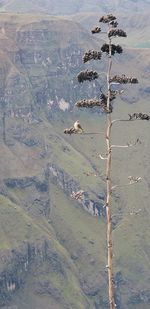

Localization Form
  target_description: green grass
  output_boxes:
[1,99,150,307]
[0,194,44,249]
[0,194,90,308]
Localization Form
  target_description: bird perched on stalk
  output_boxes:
[73,120,84,133]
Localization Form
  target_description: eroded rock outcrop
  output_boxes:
[4,176,51,218]
[48,163,105,216]
[0,240,48,306]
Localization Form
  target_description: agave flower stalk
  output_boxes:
[105,29,116,309]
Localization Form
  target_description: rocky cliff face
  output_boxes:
[3,176,51,218]
[0,15,102,122]
[0,241,47,306]
[48,163,105,216]
[0,238,92,309]
[0,13,148,123]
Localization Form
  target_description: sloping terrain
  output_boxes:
[69,12,150,48]
[1,0,149,48]
[0,12,149,309]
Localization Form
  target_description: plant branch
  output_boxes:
[112,181,141,190]
[111,116,148,126]
[99,154,108,160]
[111,118,131,125]
[112,176,142,190]
[111,140,138,149]
[82,132,105,135]
[111,144,132,149]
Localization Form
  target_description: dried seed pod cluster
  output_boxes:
[77,70,99,83]
[100,93,107,104]
[109,20,118,28]
[75,96,113,113]
[128,113,150,120]
[101,93,116,104]
[101,94,113,113]
[83,50,102,63]
[108,29,127,38]
[64,127,76,134]
[99,14,116,23]
[71,190,85,200]
[75,98,103,108]
[100,92,116,103]
[101,43,123,55]
[128,176,142,184]
[91,27,101,34]
[109,91,117,101]
[110,75,138,84]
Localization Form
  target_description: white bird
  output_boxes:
[73,120,84,133]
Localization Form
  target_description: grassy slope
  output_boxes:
[0,193,91,309]
[1,101,150,308]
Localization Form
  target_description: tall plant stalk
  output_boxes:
[105,36,115,308]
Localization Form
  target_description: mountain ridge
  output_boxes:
[0,0,150,15]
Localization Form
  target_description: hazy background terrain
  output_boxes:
[0,1,150,309]
[0,0,150,14]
